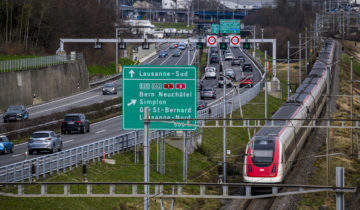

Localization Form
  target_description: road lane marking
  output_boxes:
[12,153,24,157]
[15,142,28,147]
[31,95,99,115]
[95,129,106,134]
[64,139,74,144]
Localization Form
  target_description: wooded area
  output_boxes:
[0,0,116,55]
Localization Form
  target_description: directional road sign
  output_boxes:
[207,35,218,47]
[230,35,241,46]
[220,19,240,34]
[122,66,197,130]
[211,24,220,34]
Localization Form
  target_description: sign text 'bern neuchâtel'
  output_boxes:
[123,66,197,130]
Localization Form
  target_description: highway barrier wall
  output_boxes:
[0,55,89,111]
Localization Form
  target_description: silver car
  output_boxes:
[224,52,233,61]
[204,67,216,79]
[28,131,63,154]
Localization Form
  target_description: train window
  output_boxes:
[254,150,273,158]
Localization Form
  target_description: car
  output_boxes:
[61,113,90,134]
[225,69,236,80]
[102,83,117,95]
[223,49,231,55]
[200,87,216,99]
[210,47,219,54]
[0,136,13,154]
[169,43,178,49]
[224,52,233,61]
[210,54,219,64]
[204,67,216,79]
[28,131,62,154]
[177,42,186,50]
[239,76,253,88]
[158,50,168,58]
[218,76,233,88]
[243,64,253,72]
[237,55,245,63]
[172,49,182,57]
[231,58,241,66]
[3,105,29,122]
[197,101,208,110]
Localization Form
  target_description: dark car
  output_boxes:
[61,113,90,134]
[0,136,14,154]
[3,105,29,122]
[172,49,182,57]
[197,101,208,110]
[200,87,216,100]
[102,83,117,95]
[210,47,219,54]
[231,58,241,66]
[243,64,253,72]
[210,54,219,64]
[158,50,168,58]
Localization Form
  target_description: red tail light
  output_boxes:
[45,138,52,141]
[75,121,82,124]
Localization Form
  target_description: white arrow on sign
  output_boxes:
[127,99,137,106]
[129,70,135,78]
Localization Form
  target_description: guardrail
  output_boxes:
[0,53,83,72]
[0,48,265,183]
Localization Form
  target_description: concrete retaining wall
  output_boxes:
[0,59,89,110]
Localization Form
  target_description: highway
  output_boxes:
[0,43,263,167]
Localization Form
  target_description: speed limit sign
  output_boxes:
[230,35,241,46]
[206,35,218,47]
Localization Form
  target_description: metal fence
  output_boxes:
[0,53,83,72]
[0,48,265,183]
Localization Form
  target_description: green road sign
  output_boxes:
[220,19,240,34]
[211,24,220,33]
[122,66,197,130]
[220,42,228,50]
[243,42,251,49]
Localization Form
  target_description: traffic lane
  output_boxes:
[148,47,178,65]
[0,115,124,166]
[27,84,122,119]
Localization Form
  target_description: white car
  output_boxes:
[204,67,216,79]
[224,52,233,61]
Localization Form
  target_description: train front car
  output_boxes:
[243,103,299,183]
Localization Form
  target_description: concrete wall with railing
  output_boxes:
[0,54,89,110]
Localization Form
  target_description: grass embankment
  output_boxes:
[198,49,208,77]
[87,58,136,77]
[0,54,38,61]
[153,22,195,31]
[0,92,285,209]
[5,97,122,145]
[297,48,360,208]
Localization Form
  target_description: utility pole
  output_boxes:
[351,56,354,155]
[287,41,290,100]
[253,25,256,57]
[223,74,227,183]
[143,107,150,210]
[299,33,302,86]
[326,65,331,194]
[183,131,187,182]
[265,50,268,120]
[305,27,308,75]
[116,28,120,75]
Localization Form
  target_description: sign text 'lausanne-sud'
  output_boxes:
[122,66,197,130]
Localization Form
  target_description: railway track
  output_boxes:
[243,197,276,210]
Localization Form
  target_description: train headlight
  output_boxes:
[248,164,252,173]
[272,165,276,173]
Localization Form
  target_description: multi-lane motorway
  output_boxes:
[0,44,263,167]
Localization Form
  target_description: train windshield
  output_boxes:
[252,139,275,166]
